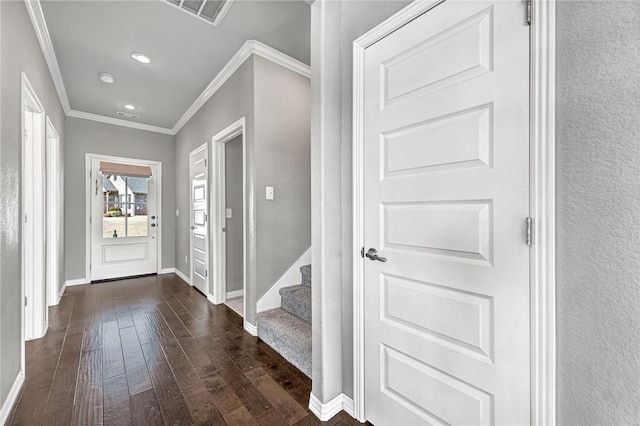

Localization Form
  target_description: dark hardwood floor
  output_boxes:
[8,274,358,425]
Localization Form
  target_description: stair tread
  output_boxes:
[257,308,311,377]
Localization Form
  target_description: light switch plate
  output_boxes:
[266,186,274,200]
[226,208,233,218]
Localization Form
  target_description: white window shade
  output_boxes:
[99,161,152,178]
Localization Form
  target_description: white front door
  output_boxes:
[362,1,530,424]
[91,158,158,280]
[190,145,209,295]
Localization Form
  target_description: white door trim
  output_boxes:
[352,0,556,424]
[211,117,250,330]
[21,72,47,365]
[85,153,163,282]
[45,117,61,306]
[189,142,208,292]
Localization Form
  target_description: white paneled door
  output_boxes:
[190,144,209,295]
[91,158,158,280]
[362,1,530,424]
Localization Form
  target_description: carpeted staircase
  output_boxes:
[257,264,311,377]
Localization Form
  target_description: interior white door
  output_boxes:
[91,158,158,280]
[362,1,530,425]
[23,105,47,340]
[190,145,209,295]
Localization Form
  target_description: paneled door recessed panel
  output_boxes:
[103,243,148,263]
[194,184,205,201]
[194,210,206,226]
[383,201,493,263]
[383,104,493,177]
[382,7,493,106]
[382,345,494,425]
[383,274,493,361]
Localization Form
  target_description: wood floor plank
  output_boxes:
[102,320,126,380]
[186,392,226,425]
[130,389,164,426]
[141,340,194,426]
[41,406,73,426]
[223,406,258,426]
[103,374,134,426]
[120,326,153,395]
[173,367,208,401]
[44,332,83,414]
[257,409,290,426]
[10,274,325,426]
[72,348,103,425]
[195,364,244,416]
[245,368,308,425]
[115,296,135,329]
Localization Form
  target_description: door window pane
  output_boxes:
[101,174,149,238]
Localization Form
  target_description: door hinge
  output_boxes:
[222,227,226,233]
[526,217,533,246]
[205,270,208,277]
[24,214,27,223]
[361,247,365,258]
[205,213,208,222]
[24,296,27,307]
[204,159,207,167]
[526,0,532,25]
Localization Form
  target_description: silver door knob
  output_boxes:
[191,225,196,230]
[366,248,387,262]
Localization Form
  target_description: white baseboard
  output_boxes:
[244,320,257,336]
[159,267,176,274]
[65,278,89,286]
[257,247,311,313]
[57,281,67,303]
[226,289,243,299]
[174,268,191,285]
[0,371,24,424]
[309,393,356,422]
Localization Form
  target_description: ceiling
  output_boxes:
[40,0,311,129]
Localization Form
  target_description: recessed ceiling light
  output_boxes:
[123,104,136,110]
[99,72,115,84]
[131,52,152,64]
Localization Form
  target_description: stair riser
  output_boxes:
[300,265,311,287]
[257,309,312,377]
[281,294,311,324]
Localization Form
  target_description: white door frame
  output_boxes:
[189,142,209,294]
[210,118,248,318]
[352,0,556,424]
[85,153,163,281]
[45,117,61,306]
[21,73,48,350]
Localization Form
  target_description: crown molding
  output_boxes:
[67,110,174,135]
[25,0,311,137]
[170,40,311,134]
[24,0,71,113]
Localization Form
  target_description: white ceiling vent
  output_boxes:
[164,0,234,27]
[116,111,140,120]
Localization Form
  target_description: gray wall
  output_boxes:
[253,55,311,303]
[0,0,66,406]
[225,135,244,293]
[175,55,311,325]
[310,0,410,402]
[64,117,176,280]
[556,2,640,424]
[175,58,257,317]
[338,0,411,398]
